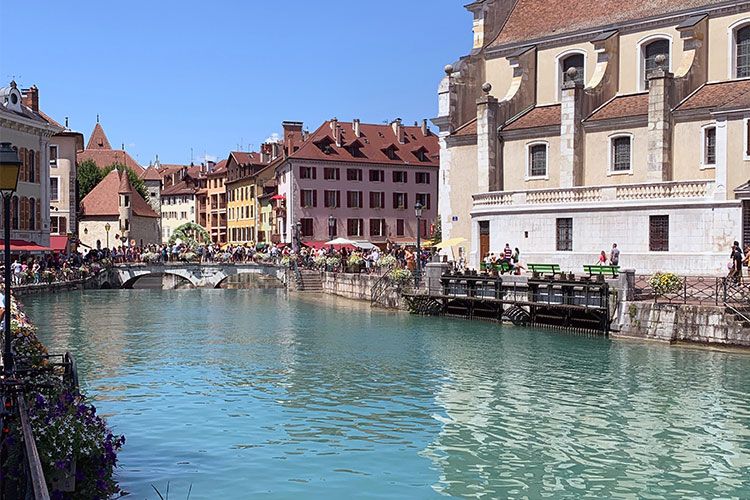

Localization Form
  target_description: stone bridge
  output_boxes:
[105,262,288,289]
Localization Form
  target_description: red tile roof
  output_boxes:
[161,179,200,196]
[503,105,561,131]
[140,165,162,181]
[489,0,727,48]
[587,93,649,121]
[80,170,159,218]
[77,149,144,175]
[453,118,477,136]
[37,109,63,129]
[290,121,439,166]
[86,123,112,150]
[676,79,750,111]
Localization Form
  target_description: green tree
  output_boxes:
[168,222,211,249]
[78,159,106,200]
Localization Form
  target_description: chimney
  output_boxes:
[421,119,429,136]
[353,119,361,137]
[260,143,270,163]
[207,160,215,172]
[21,85,39,112]
[282,121,303,157]
[330,117,338,132]
[334,124,342,147]
[392,118,404,144]
[302,128,309,142]
[271,142,280,159]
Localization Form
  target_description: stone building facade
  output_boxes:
[435,0,750,275]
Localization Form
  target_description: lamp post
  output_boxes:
[328,215,335,252]
[295,220,302,253]
[105,222,111,251]
[0,143,21,376]
[414,202,423,285]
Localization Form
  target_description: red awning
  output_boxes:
[270,195,286,201]
[0,239,52,253]
[50,235,69,253]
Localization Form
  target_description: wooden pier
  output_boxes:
[403,272,613,334]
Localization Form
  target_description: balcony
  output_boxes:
[473,180,716,212]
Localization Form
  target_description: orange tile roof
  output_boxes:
[503,105,561,131]
[587,93,648,121]
[140,165,162,181]
[86,123,112,150]
[78,149,144,175]
[489,0,727,48]
[289,121,439,166]
[676,79,750,111]
[80,170,159,218]
[453,118,477,136]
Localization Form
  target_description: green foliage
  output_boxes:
[78,160,149,201]
[431,216,442,247]
[168,222,211,249]
[648,272,684,296]
[377,255,397,268]
[388,267,412,282]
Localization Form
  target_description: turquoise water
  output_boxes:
[23,289,750,499]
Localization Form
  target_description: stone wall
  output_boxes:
[321,272,404,309]
[613,301,750,347]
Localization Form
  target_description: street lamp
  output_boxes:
[295,220,302,252]
[328,215,335,251]
[0,143,21,376]
[105,222,111,250]
[414,202,423,284]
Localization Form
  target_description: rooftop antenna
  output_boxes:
[190,147,194,164]
[65,117,69,128]
[96,114,99,123]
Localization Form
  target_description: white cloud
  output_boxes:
[265,132,280,143]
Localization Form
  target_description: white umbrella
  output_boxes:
[353,241,377,250]
[325,237,358,246]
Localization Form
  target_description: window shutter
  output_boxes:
[427,194,431,209]
[426,173,430,184]
[358,191,363,208]
[36,201,41,230]
[746,120,750,156]
[312,190,317,207]
[336,169,340,180]
[60,216,66,234]
[36,151,40,183]
[370,219,375,236]
[404,193,408,208]
[336,191,341,208]
[21,198,27,230]
[347,192,352,208]
[393,192,397,209]
[312,167,317,179]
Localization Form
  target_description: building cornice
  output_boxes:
[0,114,58,137]
[499,126,560,142]
[446,134,478,147]
[485,1,750,59]
[283,157,439,170]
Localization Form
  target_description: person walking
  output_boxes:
[730,241,744,282]
[610,243,620,266]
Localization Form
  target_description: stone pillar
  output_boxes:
[426,261,450,295]
[477,83,500,193]
[433,66,458,253]
[559,69,584,188]
[714,115,728,201]
[647,59,674,183]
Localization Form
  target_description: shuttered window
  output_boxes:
[396,219,405,236]
[300,218,313,237]
[347,218,364,237]
[556,218,572,251]
[738,26,750,78]
[324,190,340,208]
[649,215,669,252]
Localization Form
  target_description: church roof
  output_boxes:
[586,93,649,121]
[503,104,561,130]
[86,123,112,150]
[488,0,727,48]
[79,122,144,175]
[675,79,750,112]
[80,169,159,218]
[140,165,162,181]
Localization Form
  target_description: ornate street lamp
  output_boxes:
[105,222,111,250]
[328,215,335,252]
[295,220,302,252]
[0,143,20,376]
[414,202,423,285]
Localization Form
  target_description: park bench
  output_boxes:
[480,260,513,274]
[583,264,619,278]
[527,263,561,276]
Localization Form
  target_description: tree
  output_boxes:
[168,222,211,249]
[78,159,106,200]
[431,216,442,247]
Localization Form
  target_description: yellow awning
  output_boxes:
[435,237,467,249]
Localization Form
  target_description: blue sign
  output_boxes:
[452,216,459,221]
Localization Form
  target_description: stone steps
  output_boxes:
[297,271,323,292]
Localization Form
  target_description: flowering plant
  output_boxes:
[326,256,341,267]
[314,255,327,267]
[347,255,364,266]
[388,268,413,282]
[648,272,684,296]
[43,270,55,284]
[377,255,397,268]
[141,251,160,263]
[280,255,297,267]
[180,252,198,262]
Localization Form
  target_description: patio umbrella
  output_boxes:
[325,237,359,246]
[435,237,467,249]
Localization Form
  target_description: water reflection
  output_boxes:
[23,290,750,499]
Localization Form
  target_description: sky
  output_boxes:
[1,0,471,166]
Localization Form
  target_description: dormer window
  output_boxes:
[412,146,429,162]
[381,144,399,160]
[314,136,335,154]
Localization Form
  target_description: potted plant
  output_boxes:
[347,254,364,273]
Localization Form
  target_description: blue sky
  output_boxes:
[2,1,470,166]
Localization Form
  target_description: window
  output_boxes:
[415,172,430,184]
[396,219,405,236]
[324,190,340,208]
[347,191,363,208]
[703,125,716,166]
[300,218,313,237]
[556,218,572,251]
[124,195,130,207]
[347,168,362,181]
[301,189,317,208]
[370,219,385,237]
[528,143,548,178]
[649,215,669,251]
[369,169,385,182]
[420,219,429,238]
[51,216,59,234]
[393,171,407,183]
[347,218,364,237]
[393,192,407,209]
[642,38,670,89]
[49,145,58,168]
[28,151,35,183]
[562,53,585,86]
[300,166,316,179]
[29,198,35,230]
[610,136,632,173]
[323,167,340,180]
[416,193,430,209]
[369,191,385,209]
[50,177,59,201]
[737,25,750,78]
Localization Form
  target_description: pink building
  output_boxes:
[275,118,439,247]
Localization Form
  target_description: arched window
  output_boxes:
[562,54,585,86]
[737,26,750,78]
[643,39,670,89]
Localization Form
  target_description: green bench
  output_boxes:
[528,263,561,276]
[480,260,513,274]
[583,264,619,278]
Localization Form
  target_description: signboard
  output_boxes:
[452,216,459,222]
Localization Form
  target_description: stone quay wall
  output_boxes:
[321,272,404,309]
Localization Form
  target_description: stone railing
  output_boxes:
[473,180,715,208]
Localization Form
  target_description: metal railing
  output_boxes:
[633,275,721,305]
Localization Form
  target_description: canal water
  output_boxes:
[23,290,750,499]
